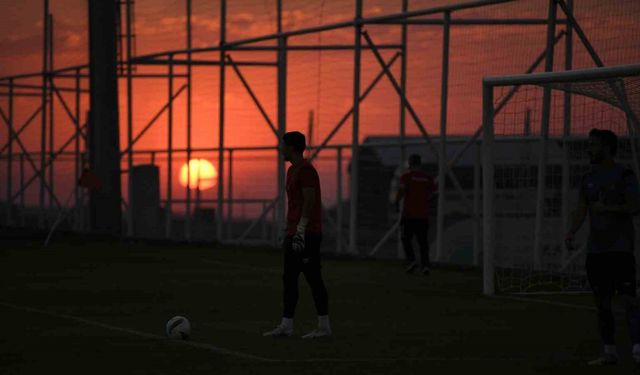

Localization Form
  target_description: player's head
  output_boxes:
[588,128,617,164]
[282,131,306,162]
[408,154,421,168]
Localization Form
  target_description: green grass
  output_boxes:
[0,235,636,374]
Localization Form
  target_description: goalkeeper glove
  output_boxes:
[292,217,308,253]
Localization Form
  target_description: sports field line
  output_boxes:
[0,301,275,363]
[493,295,598,311]
[0,301,525,364]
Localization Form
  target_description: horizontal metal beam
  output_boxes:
[131,59,277,67]
[485,63,640,86]
[0,82,88,93]
[376,18,568,26]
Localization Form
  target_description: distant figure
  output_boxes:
[565,128,640,366]
[263,131,331,339]
[395,154,437,275]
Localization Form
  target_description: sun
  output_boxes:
[179,159,217,190]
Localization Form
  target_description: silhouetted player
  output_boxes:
[264,131,331,339]
[566,129,640,366]
[395,154,437,275]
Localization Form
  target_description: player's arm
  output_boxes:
[565,180,588,250]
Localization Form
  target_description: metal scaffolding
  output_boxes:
[1,0,624,260]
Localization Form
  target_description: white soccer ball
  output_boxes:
[166,316,191,340]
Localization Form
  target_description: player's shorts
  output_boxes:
[586,252,636,297]
[283,233,322,270]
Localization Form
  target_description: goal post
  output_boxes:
[482,63,640,296]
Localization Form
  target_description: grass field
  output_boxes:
[0,233,637,374]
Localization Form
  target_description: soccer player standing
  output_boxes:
[565,129,640,366]
[264,131,331,339]
[395,154,437,275]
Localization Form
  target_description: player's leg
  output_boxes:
[301,233,331,339]
[415,219,430,275]
[401,219,417,273]
[264,235,300,337]
[615,252,640,365]
[587,253,618,365]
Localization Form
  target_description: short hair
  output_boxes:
[408,154,421,167]
[282,131,306,153]
[589,128,618,156]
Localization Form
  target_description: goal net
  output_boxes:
[482,64,640,295]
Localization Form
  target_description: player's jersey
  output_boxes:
[400,169,437,219]
[286,159,322,235]
[580,163,639,254]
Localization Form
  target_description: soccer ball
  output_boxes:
[166,316,191,340]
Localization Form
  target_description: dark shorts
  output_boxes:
[284,233,322,270]
[586,252,636,297]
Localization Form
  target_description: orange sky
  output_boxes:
[1,0,639,213]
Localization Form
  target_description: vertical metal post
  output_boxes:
[126,0,134,236]
[262,201,267,240]
[561,0,573,262]
[482,82,495,296]
[166,54,174,239]
[336,147,343,254]
[39,0,49,228]
[276,0,287,244]
[473,140,481,267]
[48,13,54,213]
[6,79,13,226]
[186,0,193,241]
[436,10,450,262]
[217,0,227,242]
[227,149,233,240]
[349,0,363,255]
[533,0,557,270]
[20,153,25,226]
[74,68,81,230]
[399,0,408,171]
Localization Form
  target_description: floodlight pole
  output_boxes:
[275,0,287,246]
[349,0,363,255]
[336,147,343,254]
[126,0,134,236]
[74,68,81,231]
[436,10,450,263]
[6,79,13,226]
[482,82,495,296]
[227,149,233,240]
[398,0,409,259]
[39,0,49,229]
[166,54,174,239]
[186,0,193,241]
[561,0,573,263]
[217,0,227,242]
[533,0,557,270]
[48,13,55,214]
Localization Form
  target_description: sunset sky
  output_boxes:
[1,0,639,213]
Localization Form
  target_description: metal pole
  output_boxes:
[436,10,450,262]
[74,68,81,231]
[533,0,556,270]
[336,147,343,254]
[399,0,408,174]
[349,0,363,255]
[6,79,13,226]
[39,0,49,228]
[48,13,54,214]
[473,140,481,267]
[561,0,573,263]
[126,0,134,236]
[20,153,25,226]
[186,0,193,242]
[276,0,287,245]
[482,82,495,296]
[217,0,226,242]
[227,149,233,240]
[166,54,174,239]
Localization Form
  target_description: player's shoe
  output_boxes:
[587,353,619,366]
[263,324,293,337]
[421,266,431,275]
[301,328,332,339]
[404,262,417,274]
